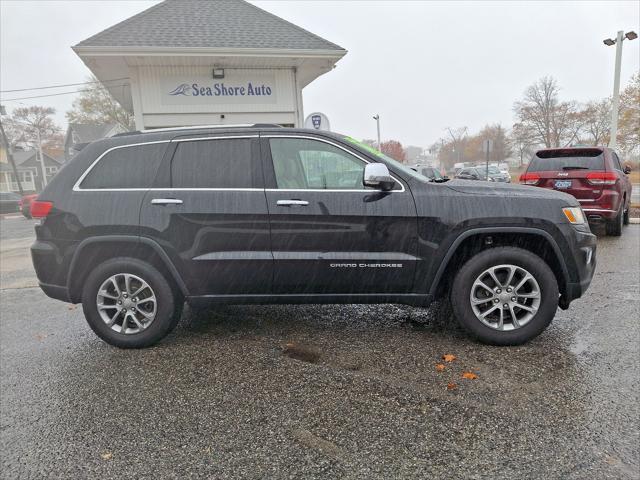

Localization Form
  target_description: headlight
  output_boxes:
[562,207,585,225]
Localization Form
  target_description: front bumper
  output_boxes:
[558,225,597,308]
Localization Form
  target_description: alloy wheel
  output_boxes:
[469,264,541,331]
[96,273,157,334]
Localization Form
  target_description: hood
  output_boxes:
[444,179,578,204]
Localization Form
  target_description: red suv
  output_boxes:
[520,147,632,236]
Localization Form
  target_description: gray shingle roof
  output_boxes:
[69,124,119,144]
[76,0,345,51]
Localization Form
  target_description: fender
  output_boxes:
[428,226,571,296]
[67,235,189,300]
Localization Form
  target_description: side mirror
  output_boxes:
[363,163,396,191]
[623,165,632,174]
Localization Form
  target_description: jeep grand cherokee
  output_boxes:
[30,125,596,348]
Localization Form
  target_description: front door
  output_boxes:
[140,135,272,296]
[262,135,418,295]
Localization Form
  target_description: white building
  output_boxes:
[73,0,347,130]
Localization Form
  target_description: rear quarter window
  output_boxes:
[529,149,604,172]
[80,143,168,189]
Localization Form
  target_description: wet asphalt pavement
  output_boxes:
[1,217,639,479]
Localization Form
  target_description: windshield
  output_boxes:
[529,149,605,172]
[342,136,430,182]
[487,166,501,174]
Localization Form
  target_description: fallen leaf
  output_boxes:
[446,382,457,390]
[442,354,456,363]
[435,363,446,372]
[462,371,478,380]
[100,452,112,460]
[34,333,47,341]
[67,305,77,310]
[282,342,321,364]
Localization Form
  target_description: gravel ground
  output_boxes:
[1,217,639,479]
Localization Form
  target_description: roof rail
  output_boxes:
[147,123,283,133]
[113,123,284,137]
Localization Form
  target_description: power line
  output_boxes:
[1,84,131,102]
[0,77,130,93]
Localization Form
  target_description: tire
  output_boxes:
[81,257,183,348]
[450,247,559,346]
[605,203,623,236]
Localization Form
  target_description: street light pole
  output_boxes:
[373,114,381,150]
[609,30,624,151]
[603,30,637,151]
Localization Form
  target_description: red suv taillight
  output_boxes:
[519,173,540,185]
[30,200,53,218]
[586,171,617,185]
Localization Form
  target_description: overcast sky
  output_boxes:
[1,0,638,147]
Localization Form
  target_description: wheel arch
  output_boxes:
[429,227,571,302]
[67,236,188,303]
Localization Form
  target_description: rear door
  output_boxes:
[262,134,418,295]
[527,149,606,201]
[140,134,272,296]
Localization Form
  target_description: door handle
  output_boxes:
[276,200,309,207]
[151,198,183,205]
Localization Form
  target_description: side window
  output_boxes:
[269,138,367,190]
[612,152,623,171]
[81,143,167,189]
[170,138,255,188]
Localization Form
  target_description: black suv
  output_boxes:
[30,125,596,348]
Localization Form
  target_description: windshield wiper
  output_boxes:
[562,166,589,170]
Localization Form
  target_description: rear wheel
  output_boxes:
[623,201,630,226]
[450,247,559,346]
[82,257,183,348]
[605,203,623,236]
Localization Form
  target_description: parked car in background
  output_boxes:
[0,192,21,214]
[520,147,632,236]
[483,165,511,183]
[410,165,449,182]
[19,194,39,219]
[30,125,596,349]
[455,167,492,181]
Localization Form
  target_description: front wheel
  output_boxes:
[450,247,559,346]
[82,257,183,348]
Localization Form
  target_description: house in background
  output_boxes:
[64,123,124,161]
[0,147,64,193]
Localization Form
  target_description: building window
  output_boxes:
[46,166,58,175]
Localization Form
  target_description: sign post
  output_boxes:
[483,139,493,179]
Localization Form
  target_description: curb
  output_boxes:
[630,217,640,224]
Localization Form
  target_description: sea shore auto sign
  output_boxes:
[161,73,277,105]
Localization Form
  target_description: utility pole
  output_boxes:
[373,114,381,150]
[0,108,24,195]
[603,30,637,150]
[36,128,47,188]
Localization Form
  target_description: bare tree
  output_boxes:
[509,122,538,167]
[5,106,62,151]
[618,73,639,156]
[446,126,468,164]
[513,77,582,148]
[66,76,134,131]
[577,99,611,146]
